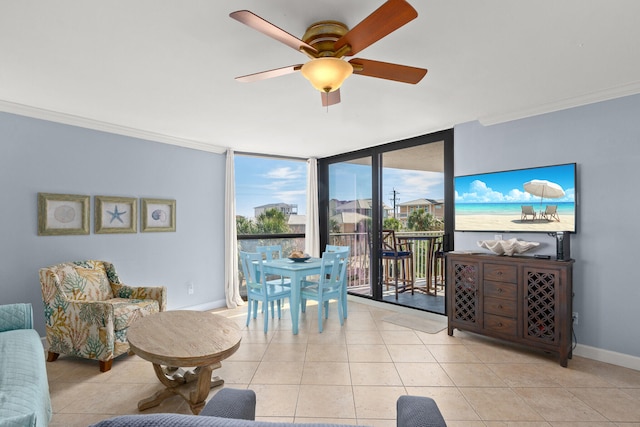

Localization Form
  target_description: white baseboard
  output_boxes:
[573,343,640,371]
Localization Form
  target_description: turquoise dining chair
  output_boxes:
[256,245,292,287]
[300,249,350,333]
[239,251,291,333]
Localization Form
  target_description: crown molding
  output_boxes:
[479,80,640,126]
[0,100,226,154]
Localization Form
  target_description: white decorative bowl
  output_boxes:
[477,238,540,256]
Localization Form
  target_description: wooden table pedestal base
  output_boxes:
[138,362,223,414]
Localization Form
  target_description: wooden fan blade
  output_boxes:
[230,10,317,54]
[334,0,418,56]
[321,90,341,106]
[350,58,427,84]
[235,65,303,83]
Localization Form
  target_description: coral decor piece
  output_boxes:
[477,238,540,256]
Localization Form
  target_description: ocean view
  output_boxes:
[456,202,575,216]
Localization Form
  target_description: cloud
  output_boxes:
[265,166,304,180]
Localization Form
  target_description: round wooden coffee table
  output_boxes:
[127,310,242,414]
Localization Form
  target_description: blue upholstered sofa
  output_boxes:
[90,388,447,427]
[0,303,52,427]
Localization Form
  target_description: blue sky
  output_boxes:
[235,156,307,218]
[235,156,445,218]
[455,163,576,203]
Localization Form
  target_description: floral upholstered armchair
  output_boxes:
[39,260,166,372]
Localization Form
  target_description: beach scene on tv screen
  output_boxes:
[455,163,576,232]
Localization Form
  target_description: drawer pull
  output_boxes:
[497,304,503,309]
[498,288,503,293]
[497,322,503,327]
[497,271,503,276]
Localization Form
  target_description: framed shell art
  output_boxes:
[38,193,90,235]
[141,198,176,232]
[95,196,137,234]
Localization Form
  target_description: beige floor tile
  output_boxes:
[352,385,406,420]
[214,360,259,384]
[406,386,480,421]
[566,387,640,422]
[441,363,507,387]
[427,344,483,363]
[296,417,357,424]
[348,344,393,362]
[396,363,455,387]
[514,387,608,422]
[302,361,351,385]
[466,341,554,364]
[346,330,385,345]
[387,344,437,363]
[350,362,403,386]
[306,331,347,345]
[547,422,616,426]
[460,387,545,421]
[484,422,552,426]
[262,342,307,362]
[380,330,423,345]
[251,361,304,384]
[250,384,300,417]
[357,418,396,427]
[306,343,349,362]
[415,329,461,345]
[46,300,640,427]
[296,384,356,418]
[488,363,564,388]
[226,342,268,362]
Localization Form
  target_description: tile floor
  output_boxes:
[47,299,640,426]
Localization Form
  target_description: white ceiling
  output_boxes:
[2,1,640,158]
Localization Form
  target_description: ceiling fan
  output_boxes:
[230,0,428,106]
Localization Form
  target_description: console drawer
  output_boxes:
[484,263,517,283]
[484,313,517,336]
[484,296,517,317]
[484,281,517,300]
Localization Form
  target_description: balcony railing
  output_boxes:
[236,231,444,297]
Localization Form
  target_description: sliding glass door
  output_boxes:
[319,130,454,315]
[326,156,374,297]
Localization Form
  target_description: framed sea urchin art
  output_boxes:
[38,193,90,235]
[95,196,137,234]
[141,198,176,232]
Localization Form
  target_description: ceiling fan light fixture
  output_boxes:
[301,57,353,93]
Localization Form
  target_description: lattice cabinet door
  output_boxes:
[523,266,561,345]
[449,260,481,330]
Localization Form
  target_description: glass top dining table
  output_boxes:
[261,257,348,334]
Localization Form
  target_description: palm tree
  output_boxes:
[255,208,290,234]
[408,208,441,231]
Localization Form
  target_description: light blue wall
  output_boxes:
[0,112,227,335]
[454,93,640,358]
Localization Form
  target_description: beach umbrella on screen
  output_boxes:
[523,179,565,208]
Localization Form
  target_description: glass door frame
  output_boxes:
[318,129,455,309]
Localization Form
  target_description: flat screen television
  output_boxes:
[454,163,577,233]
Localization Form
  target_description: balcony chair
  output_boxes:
[39,260,166,372]
[239,251,291,333]
[381,229,414,299]
[300,249,350,333]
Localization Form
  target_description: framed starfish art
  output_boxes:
[95,196,137,234]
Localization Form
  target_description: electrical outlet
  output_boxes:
[494,234,503,241]
[187,282,194,295]
[572,312,578,325]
